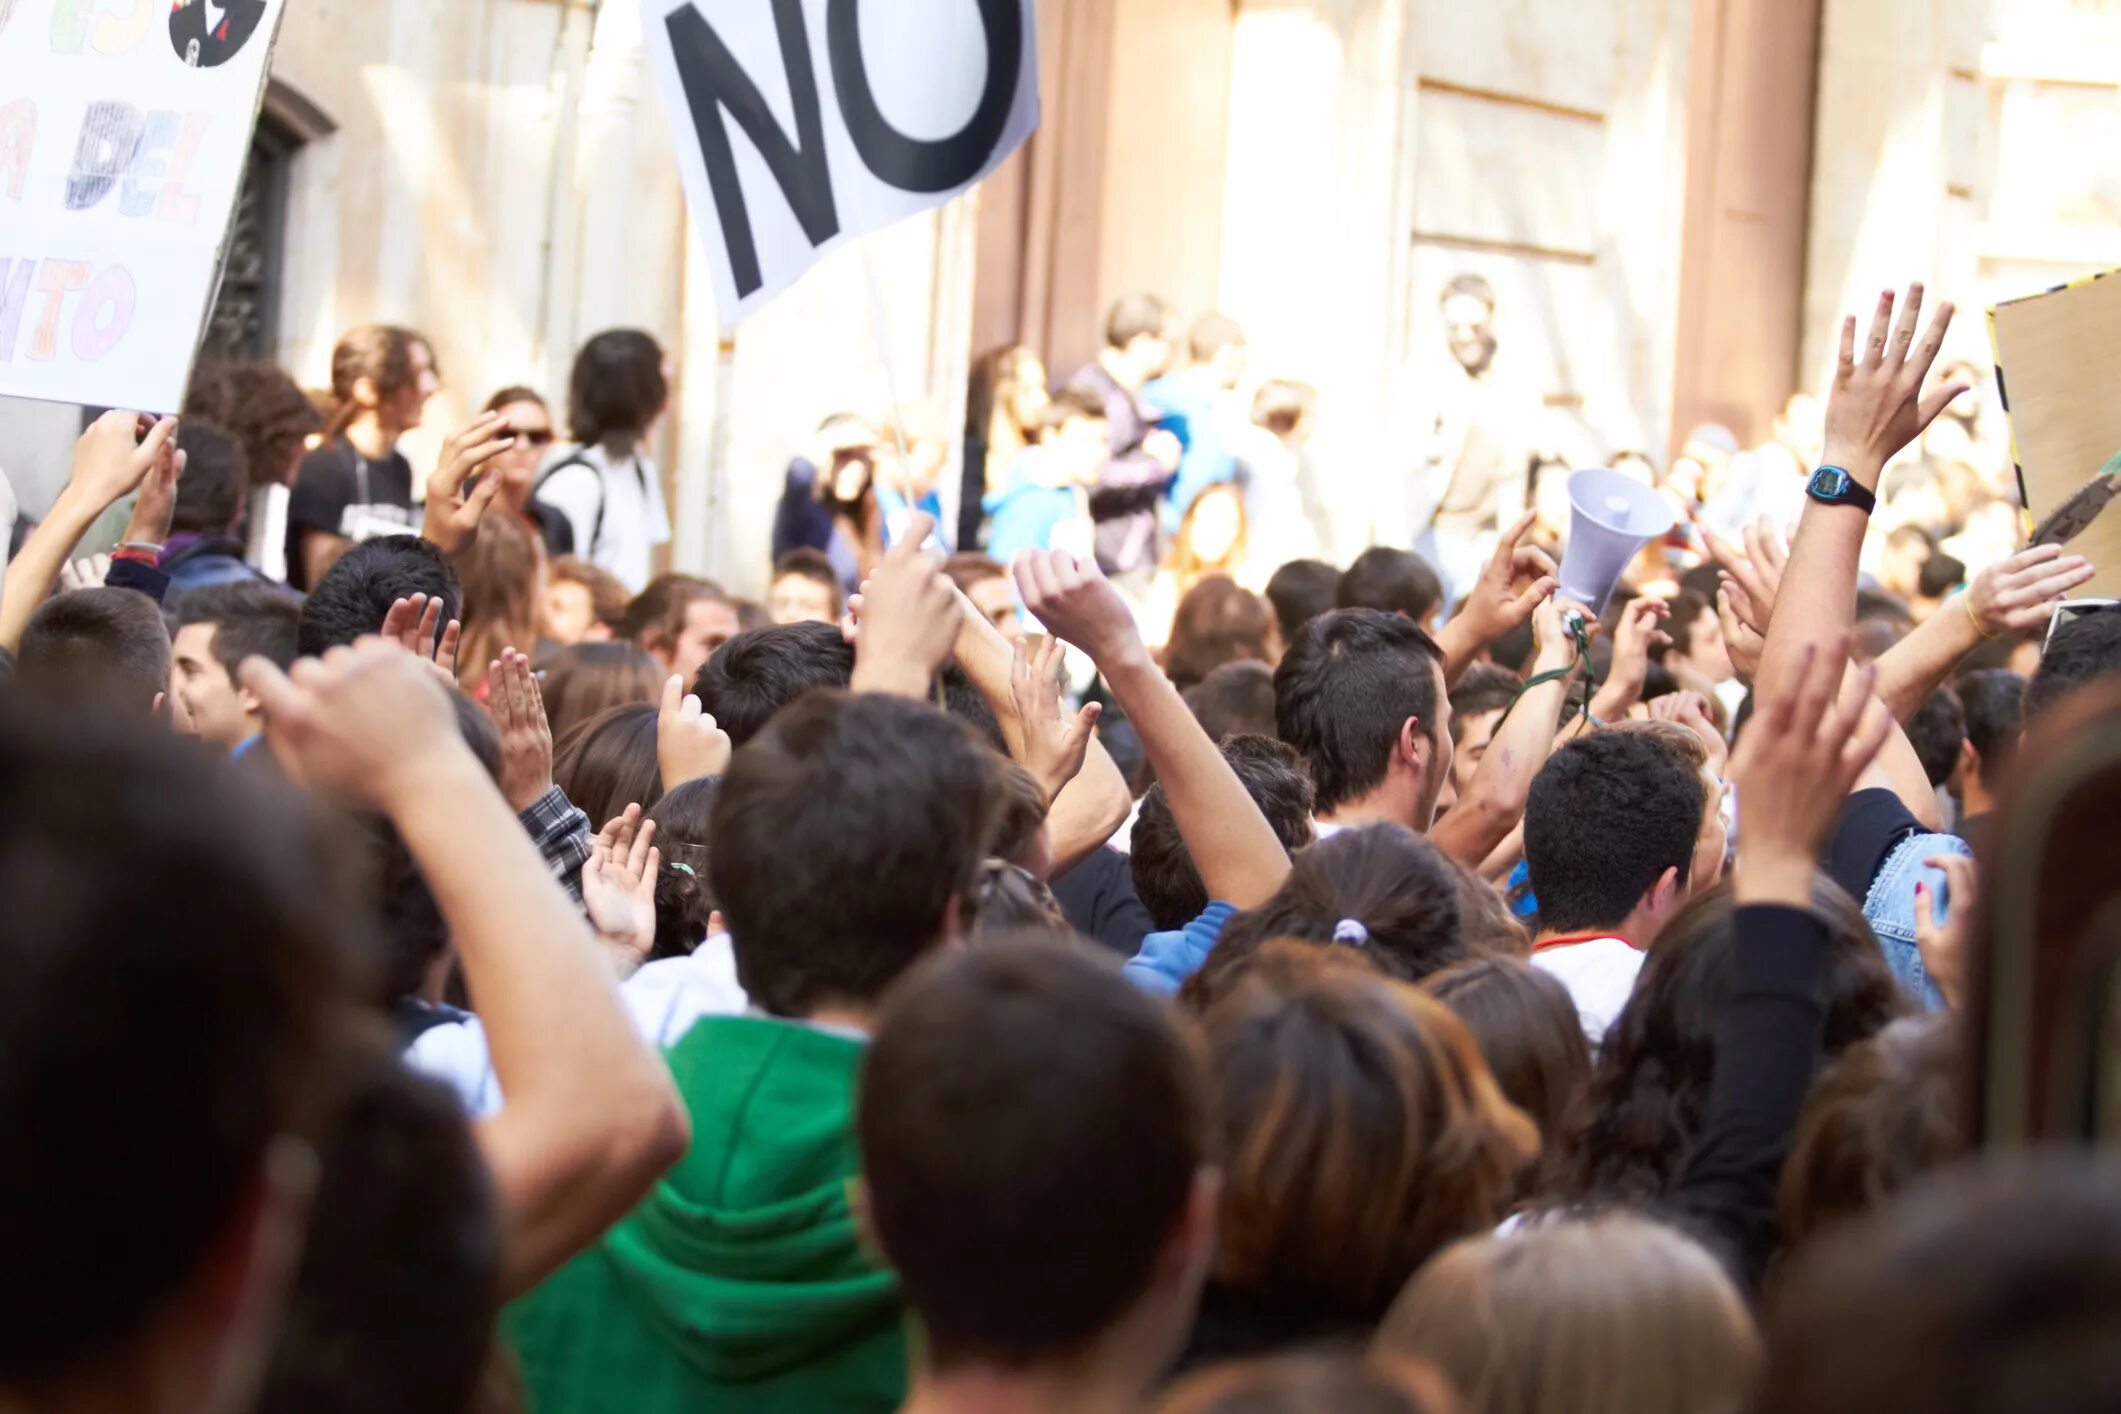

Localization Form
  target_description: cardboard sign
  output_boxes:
[643,0,1039,328]
[0,0,284,413]
[1990,269,2121,596]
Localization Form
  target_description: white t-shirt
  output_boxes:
[1530,936,1645,1046]
[535,443,672,592]
[406,936,747,1117]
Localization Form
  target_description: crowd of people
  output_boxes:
[6,271,2121,1414]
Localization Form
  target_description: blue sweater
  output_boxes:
[1122,902,1238,997]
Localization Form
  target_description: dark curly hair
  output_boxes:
[185,360,326,489]
[1130,735,1315,931]
[1543,876,1907,1208]
[1181,824,1465,1010]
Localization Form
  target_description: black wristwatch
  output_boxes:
[1807,465,1877,516]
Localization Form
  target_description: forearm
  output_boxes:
[1103,652,1289,908]
[1872,718,1945,831]
[0,493,97,651]
[1432,672,1567,866]
[1045,750,1130,875]
[950,589,1029,757]
[394,755,684,1295]
[1434,616,1484,689]
[1757,502,1866,707]
[1877,597,1980,722]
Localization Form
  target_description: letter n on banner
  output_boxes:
[642,0,1040,329]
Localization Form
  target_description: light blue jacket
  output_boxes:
[1864,830,1969,1011]
[1123,902,1239,997]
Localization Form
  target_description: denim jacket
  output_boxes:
[1863,829,1969,1011]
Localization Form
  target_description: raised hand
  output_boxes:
[1009,634,1102,801]
[380,593,462,686]
[120,424,188,549]
[1011,548,1145,672]
[1452,510,1560,649]
[1822,283,1965,487]
[1962,543,2096,637]
[583,805,660,972]
[1647,688,1729,778]
[59,555,111,591]
[1591,595,1671,719]
[422,412,513,557]
[1913,853,1975,1010]
[487,648,554,811]
[238,638,464,809]
[65,412,177,518]
[851,512,963,697]
[656,673,731,786]
[1717,584,1766,686]
[1730,640,1893,907]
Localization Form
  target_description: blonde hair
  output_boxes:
[1377,1214,1758,1414]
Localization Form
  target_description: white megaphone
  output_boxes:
[1556,468,1675,614]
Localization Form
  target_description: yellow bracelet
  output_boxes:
[1963,593,1999,639]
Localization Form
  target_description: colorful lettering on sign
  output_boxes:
[0,101,34,203]
[27,260,89,362]
[50,0,151,54]
[66,103,207,221]
[0,258,136,363]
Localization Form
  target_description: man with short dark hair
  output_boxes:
[18,587,172,714]
[1447,662,1524,801]
[171,583,302,751]
[859,945,1217,1414]
[2023,604,2121,728]
[620,573,740,683]
[1905,685,1966,791]
[296,535,459,658]
[1275,603,1575,869]
[0,694,348,1413]
[1264,557,1339,649]
[1523,729,1711,1041]
[1338,545,1445,626]
[1132,734,1315,932]
[507,691,1000,1413]
[692,620,856,747]
[767,548,844,626]
[160,421,275,591]
[1068,293,1183,576]
[1950,669,2023,849]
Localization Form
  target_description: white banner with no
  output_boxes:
[643,0,1039,330]
[0,0,285,412]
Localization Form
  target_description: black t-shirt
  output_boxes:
[285,437,416,590]
[1825,787,1922,904]
[1050,845,1156,958]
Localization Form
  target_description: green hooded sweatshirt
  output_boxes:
[505,1015,909,1414]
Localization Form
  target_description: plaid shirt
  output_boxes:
[519,785,592,902]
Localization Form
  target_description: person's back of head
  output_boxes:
[1185,660,1281,745]
[1275,608,1448,819]
[18,587,172,713]
[169,420,250,536]
[185,360,326,488]
[1166,576,1275,692]
[252,1047,500,1414]
[1339,547,1445,626]
[1159,1353,1460,1414]
[2025,603,2121,727]
[692,620,856,747]
[568,328,668,446]
[1378,1214,1758,1414]
[1905,684,1966,787]
[1190,824,1467,1004]
[1133,735,1316,931]
[1188,311,1247,367]
[711,692,998,1016]
[1956,667,2025,797]
[1264,559,1340,647]
[1778,1013,1964,1252]
[1523,729,1708,938]
[1200,943,1535,1333]
[1551,877,1905,1206]
[1758,1155,2121,1414]
[540,640,662,742]
[0,696,347,1405]
[1105,292,1173,352]
[644,777,719,961]
[861,945,1213,1379]
[554,701,663,828]
[1422,957,1591,1152]
[297,535,459,658]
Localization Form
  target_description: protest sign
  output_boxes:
[643,0,1039,329]
[0,0,284,412]
[1990,269,2121,597]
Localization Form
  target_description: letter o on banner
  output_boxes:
[72,266,136,362]
[825,0,1020,194]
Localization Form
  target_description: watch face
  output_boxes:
[1811,468,1849,499]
